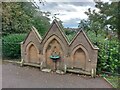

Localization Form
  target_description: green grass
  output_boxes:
[105,76,120,88]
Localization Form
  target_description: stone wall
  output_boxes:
[21,19,99,74]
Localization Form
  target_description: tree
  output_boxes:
[81,1,120,74]
[2,1,51,59]
[78,19,90,32]
[32,13,50,36]
[2,2,50,36]
[84,1,119,40]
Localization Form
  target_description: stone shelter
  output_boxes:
[21,19,99,75]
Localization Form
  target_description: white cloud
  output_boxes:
[40,3,96,20]
[37,1,100,27]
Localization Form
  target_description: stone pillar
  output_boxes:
[20,42,24,61]
[20,42,24,66]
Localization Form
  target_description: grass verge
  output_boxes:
[105,76,120,88]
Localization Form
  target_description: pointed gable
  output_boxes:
[70,29,99,50]
[22,19,99,50]
[32,26,42,40]
[23,26,42,44]
[41,19,69,45]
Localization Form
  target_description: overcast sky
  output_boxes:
[35,0,110,28]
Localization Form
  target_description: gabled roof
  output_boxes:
[23,26,42,44]
[70,29,99,50]
[22,19,99,50]
[41,19,70,45]
[32,26,42,40]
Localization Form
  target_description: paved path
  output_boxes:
[2,62,112,88]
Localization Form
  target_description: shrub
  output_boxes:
[2,34,26,59]
[97,40,119,74]
[87,31,120,74]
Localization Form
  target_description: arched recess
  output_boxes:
[71,44,89,70]
[43,35,65,70]
[26,42,39,64]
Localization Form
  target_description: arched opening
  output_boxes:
[45,38,63,70]
[73,48,86,70]
[28,44,39,63]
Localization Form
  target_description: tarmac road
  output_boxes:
[2,62,112,88]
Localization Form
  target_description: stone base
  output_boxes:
[67,68,90,75]
[56,70,65,75]
[41,69,51,73]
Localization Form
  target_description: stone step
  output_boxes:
[67,69,90,75]
[23,63,41,67]
[56,70,65,75]
[41,69,51,73]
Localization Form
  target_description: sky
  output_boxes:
[35,0,110,28]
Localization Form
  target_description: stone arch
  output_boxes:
[71,44,89,70]
[43,35,65,70]
[26,42,39,63]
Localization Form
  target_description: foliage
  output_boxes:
[64,28,77,42]
[97,40,119,74]
[86,31,120,74]
[78,19,90,32]
[32,14,50,36]
[78,1,120,74]
[2,2,51,59]
[2,2,34,34]
[2,2,50,36]
[2,34,27,59]
[83,1,120,40]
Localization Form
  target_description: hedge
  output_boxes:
[2,34,26,59]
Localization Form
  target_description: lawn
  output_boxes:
[105,76,120,88]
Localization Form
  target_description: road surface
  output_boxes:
[2,62,112,88]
